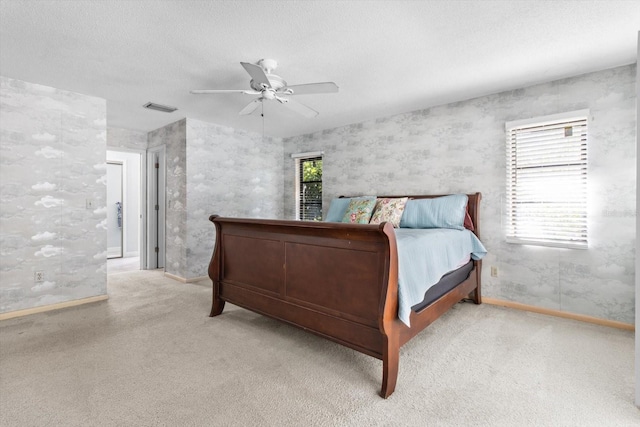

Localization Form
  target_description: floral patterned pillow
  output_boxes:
[341,197,377,224]
[369,197,409,228]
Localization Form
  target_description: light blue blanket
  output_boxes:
[395,228,487,326]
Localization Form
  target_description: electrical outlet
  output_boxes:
[34,271,44,282]
[490,266,498,277]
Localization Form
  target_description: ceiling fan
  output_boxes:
[190,59,338,118]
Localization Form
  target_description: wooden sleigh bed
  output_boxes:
[208,193,482,398]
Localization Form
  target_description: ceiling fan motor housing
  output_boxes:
[258,58,278,73]
[250,73,286,92]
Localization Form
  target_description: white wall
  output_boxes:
[0,76,107,314]
[283,64,636,325]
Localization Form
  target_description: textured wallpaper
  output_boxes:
[107,127,147,151]
[0,76,107,313]
[185,119,284,279]
[148,119,187,279]
[147,118,284,280]
[5,63,630,323]
[283,65,637,324]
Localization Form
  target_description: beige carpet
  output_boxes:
[0,270,637,426]
[107,256,140,274]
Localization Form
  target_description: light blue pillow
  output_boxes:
[324,196,376,222]
[325,197,352,222]
[399,194,468,230]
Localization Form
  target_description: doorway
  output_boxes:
[106,150,143,273]
[106,161,123,259]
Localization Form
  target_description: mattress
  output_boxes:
[410,260,474,312]
[394,228,486,326]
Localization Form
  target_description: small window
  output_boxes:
[295,155,323,221]
[505,110,588,249]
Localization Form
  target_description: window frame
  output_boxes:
[292,151,323,221]
[505,109,589,250]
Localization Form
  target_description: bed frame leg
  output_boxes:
[209,281,225,317]
[472,261,482,304]
[210,298,225,317]
[381,335,399,398]
[470,286,482,305]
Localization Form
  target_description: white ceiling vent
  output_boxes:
[143,102,177,113]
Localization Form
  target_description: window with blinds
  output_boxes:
[296,156,323,221]
[505,110,588,249]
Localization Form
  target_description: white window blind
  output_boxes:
[296,156,323,221]
[505,110,588,249]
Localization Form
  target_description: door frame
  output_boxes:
[146,145,166,269]
[106,161,124,259]
[106,148,146,270]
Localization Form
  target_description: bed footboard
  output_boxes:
[208,217,399,364]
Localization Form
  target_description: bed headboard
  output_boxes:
[339,193,482,239]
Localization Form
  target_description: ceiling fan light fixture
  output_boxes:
[263,90,276,100]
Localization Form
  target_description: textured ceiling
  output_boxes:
[1,0,639,138]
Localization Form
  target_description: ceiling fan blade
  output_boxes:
[279,82,339,95]
[279,97,318,118]
[240,62,271,89]
[191,89,261,95]
[238,98,263,115]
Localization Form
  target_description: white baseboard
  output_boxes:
[186,276,209,283]
[164,272,209,283]
[483,297,634,331]
[0,294,109,321]
[124,251,139,258]
[107,246,121,257]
